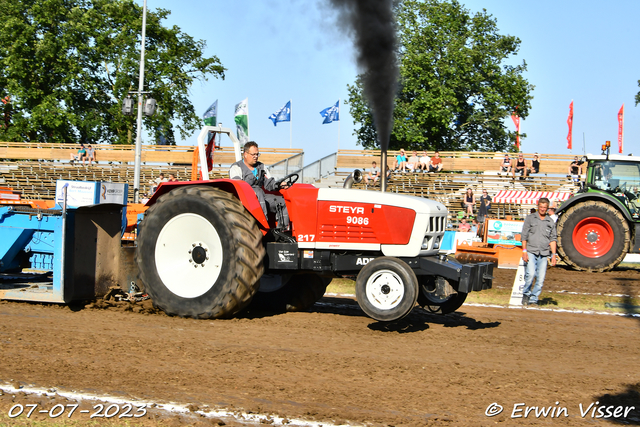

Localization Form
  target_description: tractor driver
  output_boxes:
[229,141,291,228]
[596,168,614,190]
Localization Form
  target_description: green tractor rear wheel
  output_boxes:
[557,201,630,272]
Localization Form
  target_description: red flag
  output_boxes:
[567,101,574,150]
[511,113,520,149]
[205,132,215,172]
[617,104,624,154]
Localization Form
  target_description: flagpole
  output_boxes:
[289,99,292,149]
[622,104,625,154]
[338,98,341,151]
[133,0,148,204]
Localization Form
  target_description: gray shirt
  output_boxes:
[229,160,278,192]
[521,211,557,256]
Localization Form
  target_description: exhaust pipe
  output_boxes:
[343,169,363,189]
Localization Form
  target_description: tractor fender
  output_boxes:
[144,179,269,230]
[556,191,633,223]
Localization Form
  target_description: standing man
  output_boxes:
[568,156,583,183]
[521,197,557,306]
[229,141,289,223]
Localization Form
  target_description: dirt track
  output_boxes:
[1,266,640,426]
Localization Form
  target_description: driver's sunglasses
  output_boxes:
[246,152,260,158]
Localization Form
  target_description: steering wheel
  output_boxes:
[275,173,299,188]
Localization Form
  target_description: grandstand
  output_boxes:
[0,141,302,200]
[0,142,581,226]
[338,149,581,224]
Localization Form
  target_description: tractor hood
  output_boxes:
[316,188,447,215]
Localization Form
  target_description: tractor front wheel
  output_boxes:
[136,186,265,318]
[355,257,418,322]
[557,201,630,272]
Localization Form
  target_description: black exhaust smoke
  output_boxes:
[327,0,398,153]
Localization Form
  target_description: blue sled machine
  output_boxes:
[0,180,137,303]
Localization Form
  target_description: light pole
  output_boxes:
[133,0,148,204]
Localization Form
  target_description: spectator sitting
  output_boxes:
[393,149,408,172]
[407,150,421,172]
[85,144,96,166]
[168,173,178,182]
[149,172,167,193]
[365,161,380,186]
[385,165,393,182]
[528,153,540,175]
[419,151,430,171]
[477,189,491,223]
[428,150,443,172]
[498,154,512,174]
[69,144,87,165]
[462,187,475,218]
[458,218,471,232]
[512,153,528,179]
[471,218,479,234]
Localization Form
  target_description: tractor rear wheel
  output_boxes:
[250,273,328,312]
[355,257,418,322]
[417,276,467,315]
[136,186,265,318]
[557,201,630,272]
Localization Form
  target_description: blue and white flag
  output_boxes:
[320,100,339,124]
[268,100,291,126]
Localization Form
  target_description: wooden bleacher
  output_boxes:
[336,149,579,175]
[0,142,302,202]
[0,141,302,166]
[336,149,582,225]
[1,143,582,226]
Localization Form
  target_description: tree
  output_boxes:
[0,0,224,145]
[346,0,534,152]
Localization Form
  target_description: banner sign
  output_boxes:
[486,219,524,246]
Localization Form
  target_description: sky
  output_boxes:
[141,0,640,165]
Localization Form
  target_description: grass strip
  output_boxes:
[326,278,640,315]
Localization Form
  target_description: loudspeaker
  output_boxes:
[143,98,157,116]
[122,98,134,116]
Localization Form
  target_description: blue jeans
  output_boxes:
[523,253,548,304]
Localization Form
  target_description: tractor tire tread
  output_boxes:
[136,186,265,319]
[557,200,630,272]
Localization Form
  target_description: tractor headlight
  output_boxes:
[421,236,430,250]
[433,236,441,250]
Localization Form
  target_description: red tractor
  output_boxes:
[136,127,493,322]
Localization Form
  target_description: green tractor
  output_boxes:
[557,146,640,272]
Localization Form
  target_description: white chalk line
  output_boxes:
[0,383,354,427]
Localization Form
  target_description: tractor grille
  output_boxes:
[429,216,445,233]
